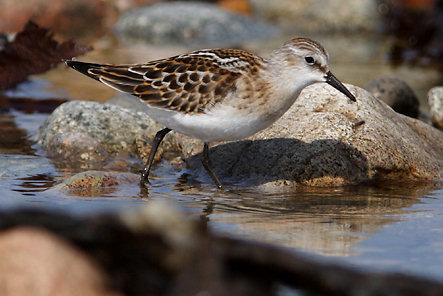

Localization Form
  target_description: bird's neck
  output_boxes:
[262,59,307,108]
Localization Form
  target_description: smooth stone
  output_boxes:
[37,100,179,162]
[428,87,443,129]
[180,84,443,188]
[250,0,379,33]
[114,1,278,47]
[364,76,420,118]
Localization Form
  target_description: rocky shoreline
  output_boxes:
[37,82,443,189]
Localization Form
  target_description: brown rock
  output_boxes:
[0,21,91,91]
[57,171,139,196]
[0,0,110,37]
[0,227,120,296]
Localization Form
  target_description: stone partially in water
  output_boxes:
[60,171,139,189]
[114,2,278,46]
[428,86,443,129]
[181,84,443,188]
[55,170,139,196]
[37,100,179,162]
[364,76,420,118]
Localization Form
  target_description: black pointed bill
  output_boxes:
[325,71,356,102]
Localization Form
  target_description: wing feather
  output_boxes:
[66,49,263,114]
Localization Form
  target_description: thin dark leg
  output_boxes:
[202,142,223,190]
[140,128,171,188]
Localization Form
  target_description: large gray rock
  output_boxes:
[36,100,178,162]
[114,1,278,47]
[429,86,443,129]
[180,84,443,188]
[250,0,379,33]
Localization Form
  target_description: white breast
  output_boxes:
[142,103,273,142]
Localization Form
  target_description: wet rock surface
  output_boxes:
[53,171,139,197]
[114,1,278,46]
[182,84,443,188]
[364,76,420,118]
[428,86,443,129]
[37,100,178,162]
[59,171,139,189]
[0,205,443,296]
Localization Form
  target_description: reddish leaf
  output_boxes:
[0,21,92,91]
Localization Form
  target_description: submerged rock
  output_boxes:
[60,171,139,189]
[182,84,443,188]
[55,170,139,196]
[364,76,419,118]
[428,86,443,129]
[114,1,278,46]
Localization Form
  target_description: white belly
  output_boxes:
[143,104,272,142]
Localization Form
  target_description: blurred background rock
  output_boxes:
[1,0,441,69]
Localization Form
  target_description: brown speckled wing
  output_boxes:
[67,49,263,114]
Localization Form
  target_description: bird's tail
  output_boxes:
[65,60,144,93]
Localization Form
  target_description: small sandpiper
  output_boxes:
[66,37,356,189]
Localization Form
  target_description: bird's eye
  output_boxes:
[305,56,315,64]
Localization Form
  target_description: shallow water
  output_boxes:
[1,32,443,282]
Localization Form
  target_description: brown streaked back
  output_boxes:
[66,49,264,114]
